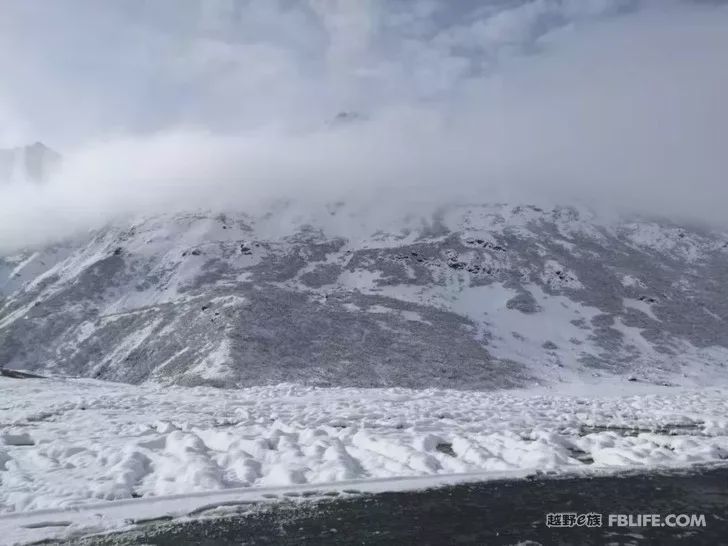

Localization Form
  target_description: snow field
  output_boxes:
[1,377,727,516]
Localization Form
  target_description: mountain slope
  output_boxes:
[1,203,727,388]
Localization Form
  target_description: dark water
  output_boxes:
[68,467,728,546]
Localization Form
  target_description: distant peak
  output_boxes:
[329,111,367,126]
[0,142,61,185]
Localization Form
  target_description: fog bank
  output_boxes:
[1,1,727,251]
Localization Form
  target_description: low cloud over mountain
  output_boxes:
[0,1,726,252]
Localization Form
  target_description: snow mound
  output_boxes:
[1,376,727,517]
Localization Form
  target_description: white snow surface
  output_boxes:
[2,377,728,539]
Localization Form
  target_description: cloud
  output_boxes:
[0,0,727,251]
[0,0,638,141]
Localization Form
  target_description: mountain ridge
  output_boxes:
[1,202,727,389]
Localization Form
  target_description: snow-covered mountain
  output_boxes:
[1,202,727,389]
[0,142,60,185]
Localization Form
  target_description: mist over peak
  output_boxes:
[0,1,727,252]
[0,142,60,186]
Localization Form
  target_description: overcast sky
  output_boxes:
[1,0,727,249]
[0,0,646,147]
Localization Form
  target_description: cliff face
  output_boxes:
[1,202,727,389]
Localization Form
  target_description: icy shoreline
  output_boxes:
[1,376,728,542]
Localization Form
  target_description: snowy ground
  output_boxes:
[1,376,728,543]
